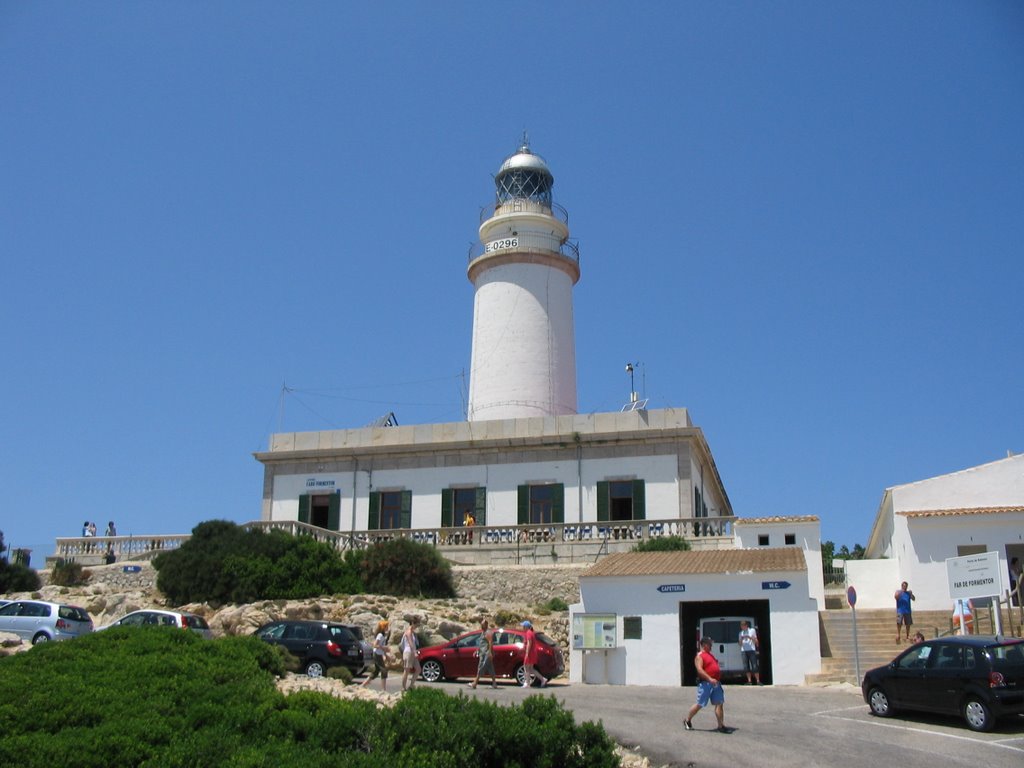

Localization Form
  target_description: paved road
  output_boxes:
[449,680,1024,768]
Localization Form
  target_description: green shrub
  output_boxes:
[325,665,354,684]
[0,559,41,593]
[154,520,362,605]
[632,535,691,552]
[0,632,618,768]
[359,539,456,599]
[539,597,569,613]
[49,558,89,587]
[492,609,523,628]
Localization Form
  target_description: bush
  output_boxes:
[0,632,618,767]
[359,539,456,599]
[155,520,362,606]
[325,664,354,684]
[49,559,89,587]
[0,559,41,593]
[539,597,569,613]
[492,609,524,628]
[632,535,691,552]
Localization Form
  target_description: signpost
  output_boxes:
[122,565,141,574]
[848,586,860,683]
[761,580,791,590]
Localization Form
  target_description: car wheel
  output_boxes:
[963,696,994,732]
[867,687,894,717]
[420,659,443,683]
[305,660,326,678]
[514,664,529,687]
[31,632,50,645]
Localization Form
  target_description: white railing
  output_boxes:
[53,534,191,562]
[52,516,736,562]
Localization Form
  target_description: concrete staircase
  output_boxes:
[807,608,962,685]
[806,605,1024,685]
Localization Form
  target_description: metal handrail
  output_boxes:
[467,233,580,264]
[479,200,569,225]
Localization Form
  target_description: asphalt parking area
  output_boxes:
[450,681,1024,768]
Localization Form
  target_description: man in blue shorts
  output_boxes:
[684,636,733,733]
[894,581,915,643]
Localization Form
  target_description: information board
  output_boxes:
[571,613,617,650]
[946,551,1002,600]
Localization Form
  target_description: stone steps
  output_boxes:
[807,606,1024,685]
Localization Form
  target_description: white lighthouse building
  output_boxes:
[466,139,580,421]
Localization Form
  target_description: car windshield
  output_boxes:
[183,615,209,630]
[990,641,1024,668]
[537,632,556,646]
[328,626,356,643]
[58,605,90,623]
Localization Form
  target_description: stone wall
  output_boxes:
[451,564,585,605]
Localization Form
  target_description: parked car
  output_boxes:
[862,635,1024,732]
[0,600,93,644]
[418,627,564,686]
[254,619,368,677]
[99,609,213,639]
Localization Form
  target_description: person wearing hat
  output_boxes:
[361,620,391,691]
[520,620,548,688]
[683,636,733,733]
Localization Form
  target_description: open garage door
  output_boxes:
[679,600,771,686]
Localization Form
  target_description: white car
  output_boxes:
[100,609,213,639]
[0,600,94,644]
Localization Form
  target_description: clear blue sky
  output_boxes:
[3,3,1021,560]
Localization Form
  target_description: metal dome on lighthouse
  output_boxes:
[467,138,580,422]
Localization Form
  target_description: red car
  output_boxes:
[418,627,564,686]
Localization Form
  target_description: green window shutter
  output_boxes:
[399,490,412,529]
[368,492,380,531]
[327,492,341,531]
[632,480,646,521]
[596,481,610,522]
[298,494,311,525]
[517,485,529,525]
[441,489,453,528]
[474,487,487,526]
[553,483,564,524]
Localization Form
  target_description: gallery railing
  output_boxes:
[53,516,737,562]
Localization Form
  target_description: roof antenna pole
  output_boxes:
[278,382,293,433]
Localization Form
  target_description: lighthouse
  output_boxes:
[466,140,580,421]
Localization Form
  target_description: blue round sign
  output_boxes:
[847,586,857,607]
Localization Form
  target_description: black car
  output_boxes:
[254,620,368,677]
[862,635,1024,731]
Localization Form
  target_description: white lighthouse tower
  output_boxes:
[467,139,580,421]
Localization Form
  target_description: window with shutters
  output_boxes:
[297,492,341,531]
[441,487,486,527]
[368,490,412,530]
[597,480,646,522]
[517,484,564,525]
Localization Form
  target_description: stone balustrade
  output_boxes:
[51,517,736,565]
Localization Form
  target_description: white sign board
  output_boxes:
[946,551,1002,600]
